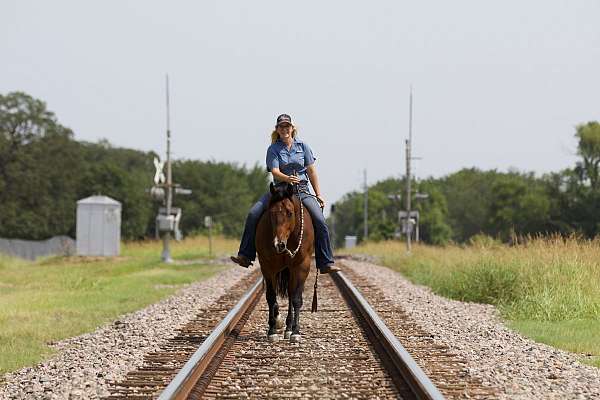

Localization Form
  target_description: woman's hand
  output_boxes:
[316,195,326,209]
[287,175,301,184]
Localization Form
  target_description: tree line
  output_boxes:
[0,92,268,240]
[2,91,599,245]
[331,122,600,245]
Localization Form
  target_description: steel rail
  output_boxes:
[332,271,445,400]
[158,277,264,400]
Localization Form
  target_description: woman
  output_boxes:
[230,114,339,274]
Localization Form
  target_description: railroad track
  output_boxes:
[107,261,496,399]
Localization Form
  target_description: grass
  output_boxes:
[347,236,600,368]
[509,320,600,368]
[0,235,238,375]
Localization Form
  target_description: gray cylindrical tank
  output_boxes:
[344,235,357,249]
[76,195,122,256]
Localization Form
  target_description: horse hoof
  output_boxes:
[290,334,301,343]
[284,330,292,339]
[268,334,279,342]
[275,316,284,330]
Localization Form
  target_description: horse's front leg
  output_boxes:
[265,278,279,342]
[284,295,294,339]
[289,281,304,343]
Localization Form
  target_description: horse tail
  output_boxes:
[275,267,290,298]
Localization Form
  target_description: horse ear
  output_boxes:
[286,183,294,197]
[270,182,275,194]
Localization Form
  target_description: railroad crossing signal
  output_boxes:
[150,156,192,248]
[399,210,420,242]
[154,157,166,185]
[150,75,192,263]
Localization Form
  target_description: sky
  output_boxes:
[2,1,599,206]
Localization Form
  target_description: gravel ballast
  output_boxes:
[0,264,251,400]
[202,275,406,399]
[3,257,599,399]
[343,259,600,400]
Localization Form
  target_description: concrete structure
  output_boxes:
[76,195,121,256]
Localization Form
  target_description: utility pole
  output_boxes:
[363,168,368,240]
[405,87,413,254]
[161,74,173,263]
[330,204,336,249]
[204,216,213,258]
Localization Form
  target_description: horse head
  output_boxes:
[268,182,297,254]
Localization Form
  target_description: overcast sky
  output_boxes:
[2,1,599,205]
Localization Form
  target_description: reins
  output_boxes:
[284,194,304,258]
[281,182,321,313]
[283,185,323,259]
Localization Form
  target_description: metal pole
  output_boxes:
[363,169,368,241]
[406,87,413,254]
[416,222,419,243]
[162,74,173,263]
[208,224,213,258]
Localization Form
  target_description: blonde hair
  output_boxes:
[271,125,298,144]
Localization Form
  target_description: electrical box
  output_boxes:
[157,214,175,231]
[156,207,182,240]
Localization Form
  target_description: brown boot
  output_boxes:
[318,264,340,274]
[230,254,253,268]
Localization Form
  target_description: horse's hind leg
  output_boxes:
[290,283,304,343]
[284,295,294,339]
[265,278,279,342]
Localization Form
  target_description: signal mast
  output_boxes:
[150,75,191,263]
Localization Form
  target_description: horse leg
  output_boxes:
[275,287,284,333]
[289,283,304,343]
[284,295,294,339]
[265,278,279,342]
[276,313,285,333]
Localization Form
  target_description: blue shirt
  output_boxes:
[266,138,316,183]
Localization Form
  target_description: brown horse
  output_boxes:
[256,182,314,343]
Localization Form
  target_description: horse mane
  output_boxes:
[268,182,295,206]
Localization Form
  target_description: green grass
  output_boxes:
[0,235,238,375]
[347,237,600,368]
[509,319,600,368]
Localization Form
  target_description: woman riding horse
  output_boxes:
[230,113,340,275]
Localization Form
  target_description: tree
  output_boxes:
[437,168,499,242]
[330,177,452,246]
[575,122,600,190]
[486,172,551,241]
[174,160,268,237]
[0,92,80,239]
[414,179,452,245]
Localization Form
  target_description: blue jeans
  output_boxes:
[238,188,335,268]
